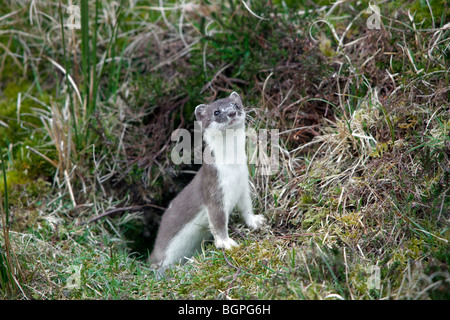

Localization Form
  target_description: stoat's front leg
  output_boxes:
[237,184,266,230]
[206,203,238,250]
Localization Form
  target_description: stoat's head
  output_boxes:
[195,92,245,131]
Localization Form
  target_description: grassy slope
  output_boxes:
[0,0,449,299]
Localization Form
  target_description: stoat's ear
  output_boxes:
[229,91,242,105]
[195,104,207,121]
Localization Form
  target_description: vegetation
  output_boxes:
[0,0,449,299]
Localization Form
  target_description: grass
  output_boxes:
[0,0,449,300]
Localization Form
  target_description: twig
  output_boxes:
[222,249,242,298]
[222,248,239,270]
[64,169,76,207]
[241,0,268,20]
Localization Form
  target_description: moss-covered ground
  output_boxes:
[0,0,449,300]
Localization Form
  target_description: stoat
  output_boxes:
[149,92,265,271]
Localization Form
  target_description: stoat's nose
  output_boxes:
[227,111,236,117]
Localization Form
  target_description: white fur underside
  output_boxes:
[216,163,248,218]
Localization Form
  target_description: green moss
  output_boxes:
[300,192,314,204]
[0,77,54,192]
[0,170,29,194]
[410,0,449,28]
[318,35,336,57]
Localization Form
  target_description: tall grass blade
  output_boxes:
[85,0,99,145]
[0,146,8,226]
[0,148,26,298]
[0,145,13,295]
[89,0,99,117]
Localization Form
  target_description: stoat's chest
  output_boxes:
[215,162,248,189]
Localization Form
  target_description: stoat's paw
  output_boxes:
[245,214,266,230]
[215,237,238,250]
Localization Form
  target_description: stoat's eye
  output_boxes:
[214,110,220,116]
[233,103,239,109]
